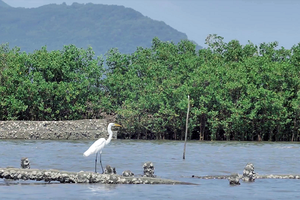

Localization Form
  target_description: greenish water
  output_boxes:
[1,140,300,199]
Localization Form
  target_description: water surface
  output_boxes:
[0,140,300,199]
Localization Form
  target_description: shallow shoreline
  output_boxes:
[0,167,196,185]
[0,119,116,140]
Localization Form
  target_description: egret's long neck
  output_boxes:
[105,124,113,145]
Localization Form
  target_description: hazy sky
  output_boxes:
[4,0,300,49]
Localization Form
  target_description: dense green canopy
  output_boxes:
[1,35,300,141]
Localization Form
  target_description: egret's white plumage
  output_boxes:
[83,138,106,157]
[83,123,121,173]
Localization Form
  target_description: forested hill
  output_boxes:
[0,1,198,55]
[0,0,9,7]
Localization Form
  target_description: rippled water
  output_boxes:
[1,140,300,199]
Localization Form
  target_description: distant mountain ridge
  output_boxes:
[0,0,10,7]
[0,1,200,55]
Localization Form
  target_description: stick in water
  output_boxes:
[183,95,190,160]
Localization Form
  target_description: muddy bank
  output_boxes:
[0,119,118,140]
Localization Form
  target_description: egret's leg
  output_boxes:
[95,152,98,173]
[100,153,104,174]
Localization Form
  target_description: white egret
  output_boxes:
[83,123,122,173]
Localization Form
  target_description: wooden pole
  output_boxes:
[183,95,190,160]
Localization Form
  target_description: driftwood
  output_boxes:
[0,167,196,185]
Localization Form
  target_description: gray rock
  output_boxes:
[143,162,156,178]
[122,170,134,177]
[0,167,196,185]
[242,163,255,182]
[0,119,118,140]
[228,173,240,185]
[104,165,116,174]
[20,157,30,169]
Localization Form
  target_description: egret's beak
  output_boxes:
[114,123,122,127]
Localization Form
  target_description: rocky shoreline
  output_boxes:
[0,167,196,185]
[2,161,299,185]
[0,119,116,140]
[0,161,196,185]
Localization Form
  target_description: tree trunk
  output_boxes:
[199,114,206,141]
[292,116,297,141]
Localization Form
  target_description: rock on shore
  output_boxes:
[0,119,117,140]
[0,167,196,185]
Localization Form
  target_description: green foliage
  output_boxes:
[103,36,300,141]
[1,35,300,141]
[0,44,104,120]
[103,38,196,139]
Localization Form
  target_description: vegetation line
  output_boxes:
[1,34,300,141]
